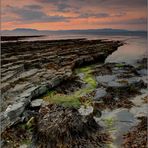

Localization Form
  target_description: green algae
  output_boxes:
[103,117,117,132]
[44,91,81,108]
[43,66,97,108]
[115,63,124,68]
[76,66,97,89]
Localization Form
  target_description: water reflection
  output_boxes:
[106,37,147,65]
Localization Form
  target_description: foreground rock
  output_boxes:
[31,104,111,148]
[1,39,123,132]
[90,63,146,109]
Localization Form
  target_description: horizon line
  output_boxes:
[2,28,147,32]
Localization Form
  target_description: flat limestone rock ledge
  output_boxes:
[31,104,111,148]
[1,39,123,132]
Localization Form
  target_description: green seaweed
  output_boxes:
[116,63,124,68]
[44,91,81,108]
[103,117,116,130]
[43,66,97,108]
[77,66,97,88]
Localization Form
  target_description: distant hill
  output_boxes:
[13,28,39,32]
[2,28,42,36]
[1,28,147,36]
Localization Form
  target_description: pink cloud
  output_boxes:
[1,0,147,30]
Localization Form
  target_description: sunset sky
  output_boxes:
[2,0,147,31]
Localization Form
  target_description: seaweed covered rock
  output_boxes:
[123,116,147,148]
[31,104,110,148]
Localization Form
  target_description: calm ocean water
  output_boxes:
[105,35,147,65]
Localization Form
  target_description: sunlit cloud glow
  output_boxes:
[2,0,147,30]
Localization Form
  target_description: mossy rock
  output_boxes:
[43,66,97,108]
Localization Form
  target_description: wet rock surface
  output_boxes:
[94,87,107,101]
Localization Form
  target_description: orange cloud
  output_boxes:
[1,0,147,30]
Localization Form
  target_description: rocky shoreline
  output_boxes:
[1,39,122,130]
[1,39,147,148]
